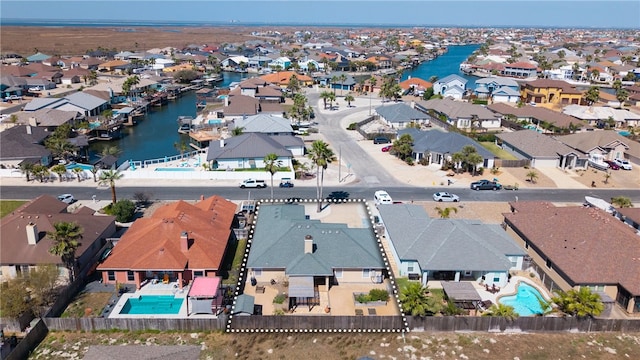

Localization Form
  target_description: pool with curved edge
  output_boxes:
[498,282,547,316]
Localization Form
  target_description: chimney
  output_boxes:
[180,231,189,252]
[219,139,225,148]
[26,125,32,135]
[28,117,38,127]
[26,222,39,245]
[304,235,313,254]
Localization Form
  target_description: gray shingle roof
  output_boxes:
[398,128,494,158]
[247,204,384,274]
[0,125,51,160]
[417,98,498,120]
[378,204,525,272]
[64,91,107,110]
[496,130,581,158]
[232,114,293,134]
[375,103,429,123]
[206,133,292,161]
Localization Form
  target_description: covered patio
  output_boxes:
[186,277,226,316]
[442,281,483,314]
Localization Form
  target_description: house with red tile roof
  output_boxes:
[399,77,432,96]
[0,195,116,282]
[97,196,238,290]
[503,201,640,314]
[259,71,313,87]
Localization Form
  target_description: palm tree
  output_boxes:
[338,73,347,96]
[368,76,377,115]
[399,282,438,316]
[51,164,67,182]
[482,303,519,320]
[344,94,355,107]
[526,170,539,184]
[19,162,35,182]
[99,169,124,204]
[231,126,244,136]
[90,165,100,182]
[320,91,333,109]
[551,287,604,318]
[603,172,611,184]
[616,88,629,108]
[174,140,189,159]
[72,167,84,182]
[307,140,336,212]
[47,221,83,282]
[264,153,282,199]
[435,206,458,219]
[611,196,633,208]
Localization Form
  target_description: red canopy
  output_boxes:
[188,277,221,298]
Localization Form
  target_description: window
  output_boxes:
[362,269,370,278]
[127,271,134,281]
[108,271,115,281]
[334,269,343,278]
[545,259,552,269]
[493,276,500,283]
[510,257,518,267]
[194,271,204,278]
[253,269,262,277]
[407,264,414,272]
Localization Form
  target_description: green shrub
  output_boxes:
[273,293,287,304]
[418,158,429,166]
[111,199,136,223]
[346,122,357,130]
[368,289,389,302]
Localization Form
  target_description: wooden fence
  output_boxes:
[494,159,531,168]
[43,316,228,332]
[6,319,48,360]
[230,315,405,331]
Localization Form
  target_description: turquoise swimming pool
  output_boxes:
[65,163,94,171]
[499,282,546,316]
[155,167,195,172]
[120,295,184,315]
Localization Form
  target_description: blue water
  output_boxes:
[155,167,195,172]
[65,163,94,171]
[120,295,183,315]
[499,282,546,316]
[402,44,480,88]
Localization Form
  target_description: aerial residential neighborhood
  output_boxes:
[1,3,640,358]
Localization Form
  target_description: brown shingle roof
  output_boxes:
[504,202,640,295]
[98,196,236,271]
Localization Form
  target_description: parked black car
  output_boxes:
[373,137,391,144]
[470,179,502,190]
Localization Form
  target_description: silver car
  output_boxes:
[57,194,75,204]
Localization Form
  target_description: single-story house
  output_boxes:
[375,102,431,129]
[206,132,294,171]
[377,203,525,288]
[562,105,640,129]
[495,130,586,169]
[416,97,501,131]
[98,196,237,290]
[398,128,496,169]
[0,195,116,282]
[503,201,640,314]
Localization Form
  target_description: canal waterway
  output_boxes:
[91,45,479,163]
[401,44,480,87]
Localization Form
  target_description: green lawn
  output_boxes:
[480,142,518,160]
[1,200,26,218]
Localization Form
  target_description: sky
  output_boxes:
[1,0,639,29]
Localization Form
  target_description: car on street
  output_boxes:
[432,192,460,202]
[374,190,393,205]
[7,95,22,101]
[279,178,294,188]
[613,158,633,170]
[604,160,620,170]
[381,145,392,152]
[470,179,502,191]
[373,137,391,144]
[57,194,75,204]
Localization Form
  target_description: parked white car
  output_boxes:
[57,194,75,204]
[374,190,393,205]
[614,158,633,170]
[433,192,460,202]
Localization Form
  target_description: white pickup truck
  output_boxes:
[239,179,267,188]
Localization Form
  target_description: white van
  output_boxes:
[374,190,393,205]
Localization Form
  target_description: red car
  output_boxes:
[381,145,392,152]
[604,160,620,170]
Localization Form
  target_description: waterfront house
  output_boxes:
[503,201,640,314]
[14,108,83,131]
[246,203,385,310]
[231,113,294,136]
[205,133,294,171]
[259,71,314,88]
[502,61,538,78]
[0,125,52,168]
[377,204,525,288]
[495,130,586,169]
[0,195,116,283]
[487,102,591,133]
[473,76,520,103]
[98,196,237,290]
[556,130,640,166]
[432,74,468,100]
[398,128,496,169]
[97,59,130,73]
[416,97,501,131]
[399,77,432,97]
[520,79,584,106]
[375,102,431,129]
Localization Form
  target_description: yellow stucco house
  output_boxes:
[521,79,584,106]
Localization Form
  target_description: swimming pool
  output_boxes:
[65,163,94,171]
[120,295,184,315]
[155,167,195,171]
[498,282,547,316]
